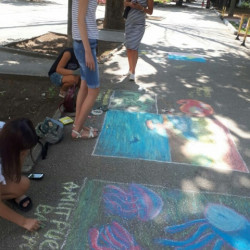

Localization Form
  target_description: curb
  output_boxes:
[213,8,238,35]
[0,45,57,59]
[222,18,238,35]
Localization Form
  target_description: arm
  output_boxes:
[78,0,95,71]
[131,0,154,15]
[56,51,74,76]
[144,0,154,15]
[0,187,40,231]
[124,0,132,7]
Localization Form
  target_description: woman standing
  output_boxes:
[124,0,154,81]
[0,118,41,231]
[72,0,99,139]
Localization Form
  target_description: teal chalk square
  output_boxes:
[93,110,171,162]
[167,53,206,62]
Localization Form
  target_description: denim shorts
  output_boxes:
[73,39,100,89]
[49,72,63,87]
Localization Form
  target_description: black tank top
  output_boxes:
[48,48,79,76]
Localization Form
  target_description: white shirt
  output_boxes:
[0,121,6,185]
[0,161,6,185]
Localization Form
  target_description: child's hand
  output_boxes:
[85,51,95,71]
[23,218,41,232]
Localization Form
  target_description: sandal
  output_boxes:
[72,128,98,139]
[9,195,33,212]
[72,124,98,132]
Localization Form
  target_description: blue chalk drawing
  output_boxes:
[62,179,250,250]
[167,52,206,62]
[93,110,171,162]
[103,184,163,221]
[155,203,250,250]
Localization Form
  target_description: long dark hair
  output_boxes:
[0,118,38,182]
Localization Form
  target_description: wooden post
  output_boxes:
[236,15,245,40]
[241,17,250,46]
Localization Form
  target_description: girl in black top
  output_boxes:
[48,48,80,98]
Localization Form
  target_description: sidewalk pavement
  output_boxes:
[0,1,250,249]
[0,1,124,76]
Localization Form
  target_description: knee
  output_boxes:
[80,81,88,91]
[74,75,80,84]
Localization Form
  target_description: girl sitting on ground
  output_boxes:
[0,118,41,231]
[48,47,80,98]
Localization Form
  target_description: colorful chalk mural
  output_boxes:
[140,50,167,63]
[108,90,157,113]
[167,52,206,62]
[93,109,248,172]
[177,99,214,117]
[93,89,113,111]
[93,110,171,162]
[63,179,250,250]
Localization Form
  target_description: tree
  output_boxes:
[176,0,183,6]
[228,0,237,17]
[104,0,125,30]
[67,0,73,46]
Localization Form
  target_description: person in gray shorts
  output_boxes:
[124,0,154,81]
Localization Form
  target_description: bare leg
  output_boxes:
[127,49,133,73]
[72,81,100,138]
[127,49,138,74]
[61,75,80,91]
[75,80,88,120]
[1,176,30,207]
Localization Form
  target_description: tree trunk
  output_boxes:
[104,0,125,30]
[228,0,237,17]
[67,0,73,47]
[176,0,183,7]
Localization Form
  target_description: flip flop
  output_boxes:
[72,124,98,132]
[72,128,98,140]
[9,195,33,212]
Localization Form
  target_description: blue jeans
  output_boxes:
[49,72,63,87]
[73,39,100,89]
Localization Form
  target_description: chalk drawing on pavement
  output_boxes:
[167,52,206,62]
[177,99,214,117]
[155,203,250,249]
[93,110,248,172]
[103,184,163,221]
[62,179,250,250]
[93,89,113,111]
[139,50,167,64]
[188,86,213,98]
[93,110,171,162]
[108,90,158,113]
[88,221,142,249]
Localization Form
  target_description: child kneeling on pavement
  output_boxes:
[0,119,41,231]
[48,47,80,98]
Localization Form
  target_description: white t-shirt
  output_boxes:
[0,162,6,185]
[0,121,6,185]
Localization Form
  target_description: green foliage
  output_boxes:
[239,0,250,8]
[47,86,57,98]
[154,0,171,4]
[229,18,250,34]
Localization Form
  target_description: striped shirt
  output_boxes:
[72,0,98,40]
